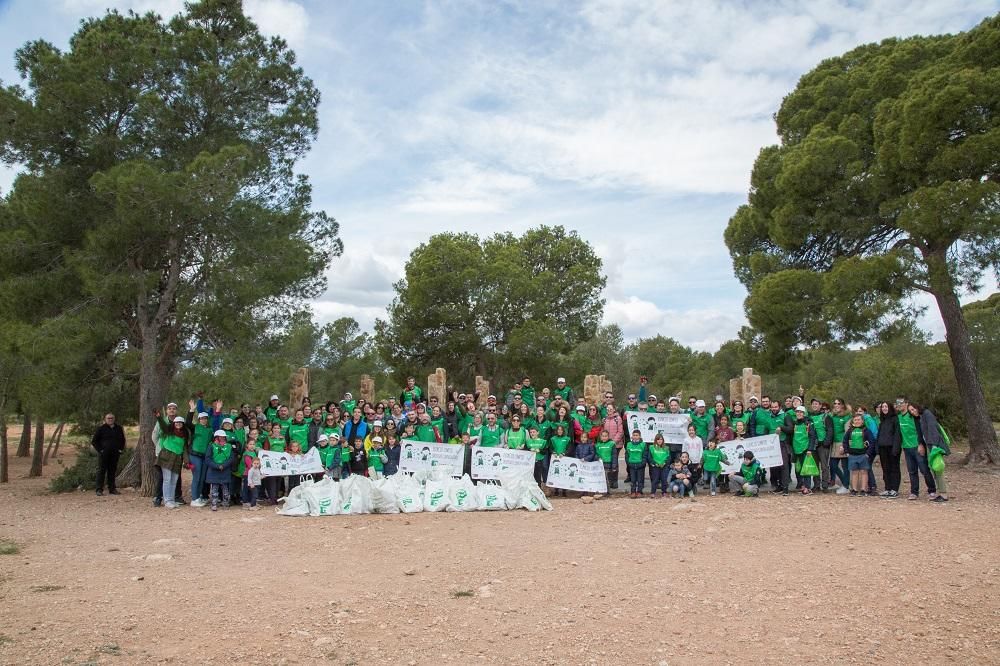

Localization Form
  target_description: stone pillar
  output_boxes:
[474,375,490,409]
[583,374,611,405]
[729,367,762,406]
[359,374,375,403]
[427,368,447,405]
[289,367,310,410]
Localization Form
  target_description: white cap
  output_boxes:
[488,394,496,400]
[372,436,383,443]
[222,417,234,425]
[373,420,383,427]
[749,395,759,402]
[331,433,341,441]
[197,412,209,419]
[270,394,280,401]
[172,416,186,423]
[669,397,680,403]
[317,433,328,442]
[344,392,353,399]
[695,399,706,408]
[576,406,585,412]
[648,395,657,401]
[557,377,566,383]
[166,402,178,409]
[213,429,226,437]
[795,405,806,413]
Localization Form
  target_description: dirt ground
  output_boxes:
[2,440,1000,666]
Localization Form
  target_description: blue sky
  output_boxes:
[1,0,998,350]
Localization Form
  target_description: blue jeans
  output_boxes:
[627,463,645,493]
[160,467,180,507]
[649,465,667,493]
[668,480,687,496]
[705,471,720,493]
[830,457,849,487]
[903,447,936,496]
[189,453,207,501]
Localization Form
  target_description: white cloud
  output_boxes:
[603,296,746,351]
[399,160,536,214]
[244,0,310,49]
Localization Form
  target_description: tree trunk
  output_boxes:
[51,424,64,461]
[28,418,44,478]
[16,412,30,457]
[927,252,1000,464]
[0,411,8,484]
[43,422,63,465]
[118,334,170,495]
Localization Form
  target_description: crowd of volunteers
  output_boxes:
[135,375,953,511]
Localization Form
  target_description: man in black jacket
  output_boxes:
[91,413,126,496]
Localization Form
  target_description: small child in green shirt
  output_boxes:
[701,439,729,496]
[368,436,388,480]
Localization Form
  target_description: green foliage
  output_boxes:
[376,225,605,387]
[48,446,134,493]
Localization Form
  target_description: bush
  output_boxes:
[49,445,134,493]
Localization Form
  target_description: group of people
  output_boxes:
[136,374,953,511]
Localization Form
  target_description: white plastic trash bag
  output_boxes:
[308,477,341,516]
[498,468,552,512]
[276,482,311,516]
[446,474,479,512]
[423,478,450,512]
[340,474,374,515]
[475,482,509,511]
[521,482,553,512]
[391,473,424,513]
[371,478,400,514]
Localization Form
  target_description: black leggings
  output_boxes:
[879,447,901,492]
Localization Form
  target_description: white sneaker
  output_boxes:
[835,487,850,495]
[190,498,207,507]
[164,502,179,509]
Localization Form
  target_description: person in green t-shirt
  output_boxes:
[368,435,387,480]
[701,439,729,496]
[548,424,573,497]
[594,429,617,491]
[624,429,648,497]
[504,415,527,449]
[895,397,935,499]
[400,376,424,407]
[525,426,548,485]
[647,433,671,497]
[732,450,762,496]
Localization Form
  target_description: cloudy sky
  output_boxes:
[1,0,997,350]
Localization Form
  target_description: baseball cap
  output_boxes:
[213,429,226,437]
[373,436,383,443]
[269,394,279,401]
[488,394,496,400]
[197,412,209,419]
[166,402,178,409]
[795,405,806,413]
[331,433,342,441]
[222,417,234,425]
[648,394,657,401]
[557,377,566,383]
[317,433,328,442]
[695,399,706,408]
[172,416,185,423]
[373,420,383,427]
[576,406,585,412]
[749,395,759,402]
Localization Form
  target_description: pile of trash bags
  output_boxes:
[276,467,552,516]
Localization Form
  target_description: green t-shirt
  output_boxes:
[317,444,338,468]
[210,442,231,466]
[897,413,919,449]
[401,386,423,405]
[266,433,286,453]
[161,433,185,456]
[479,425,502,447]
[416,424,438,443]
[830,413,850,444]
[729,412,750,432]
[625,440,646,465]
[549,435,571,455]
[526,437,547,461]
[368,446,384,471]
[649,444,670,467]
[791,420,811,454]
[276,417,292,437]
[766,411,786,440]
[809,413,828,442]
[288,422,310,452]
[702,447,727,473]
[553,386,572,402]
[739,460,761,483]
[595,440,615,464]
[191,424,212,455]
[506,427,527,449]
[690,412,713,441]
[847,428,867,454]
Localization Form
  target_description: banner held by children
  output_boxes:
[259,448,325,478]
[623,411,691,444]
[546,456,608,493]
[470,445,535,480]
[717,434,782,474]
[398,440,466,474]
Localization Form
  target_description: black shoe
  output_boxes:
[109,489,120,495]
[781,489,789,496]
[174,498,186,506]
[770,488,783,494]
[153,498,162,507]
[96,490,104,496]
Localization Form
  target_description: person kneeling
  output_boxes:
[731,451,762,497]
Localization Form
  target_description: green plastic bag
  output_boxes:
[929,446,946,474]
[799,452,820,477]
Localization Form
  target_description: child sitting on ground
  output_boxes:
[666,458,691,498]
[732,450,761,497]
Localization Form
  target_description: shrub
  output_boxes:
[49,445,134,493]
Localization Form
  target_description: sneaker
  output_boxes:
[907,494,918,500]
[836,486,850,495]
[211,504,218,512]
[887,490,899,498]
[879,490,891,497]
[711,491,716,496]
[781,489,789,496]
[928,493,938,500]
[164,502,179,509]
[95,490,104,496]
[770,488,783,494]
[248,505,260,511]
[152,498,162,507]
[174,499,187,506]
[931,495,948,503]
[109,489,120,495]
